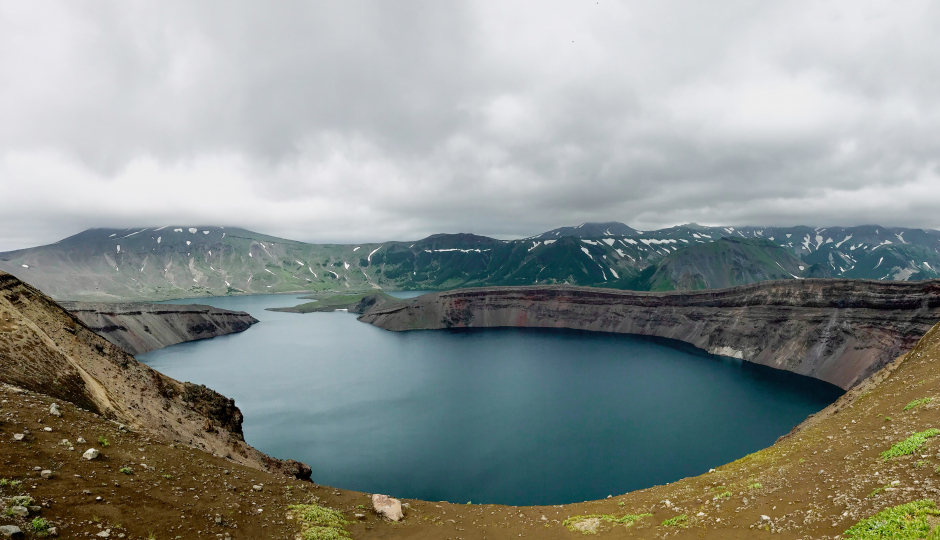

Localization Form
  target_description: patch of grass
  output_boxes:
[31,517,50,536]
[162,474,173,479]
[661,514,688,528]
[904,397,933,411]
[881,428,940,460]
[844,499,940,539]
[562,513,651,533]
[119,467,133,475]
[146,532,157,540]
[288,504,349,540]
[915,460,927,469]
[714,491,731,500]
[98,436,110,447]
[748,482,763,489]
[866,486,888,498]
[10,495,33,506]
[885,416,892,422]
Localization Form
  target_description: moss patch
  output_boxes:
[881,429,940,460]
[288,503,349,540]
[844,499,940,539]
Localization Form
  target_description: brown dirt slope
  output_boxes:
[0,271,304,478]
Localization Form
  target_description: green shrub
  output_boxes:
[98,436,110,447]
[844,499,940,539]
[881,429,940,460]
[748,482,763,489]
[31,517,50,536]
[661,514,688,528]
[904,397,933,411]
[119,467,133,475]
[288,504,349,540]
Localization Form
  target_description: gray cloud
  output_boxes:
[1,0,939,251]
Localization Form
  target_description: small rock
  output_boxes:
[41,470,52,479]
[83,448,100,460]
[96,529,110,538]
[77,437,87,444]
[354,513,365,519]
[251,484,263,492]
[43,427,52,432]
[13,433,24,441]
[372,494,403,521]
[96,496,103,502]
[760,515,771,522]
[49,403,61,417]
[9,506,28,517]
[215,516,222,525]
[708,468,716,473]
[28,506,41,513]
[83,490,92,495]
[0,525,23,538]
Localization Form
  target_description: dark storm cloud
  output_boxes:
[1,0,939,250]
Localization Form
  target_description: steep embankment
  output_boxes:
[360,279,940,390]
[0,271,308,478]
[60,301,258,355]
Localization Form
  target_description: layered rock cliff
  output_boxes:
[59,301,258,355]
[359,279,940,390]
[0,270,308,478]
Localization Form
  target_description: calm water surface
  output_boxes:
[139,293,842,506]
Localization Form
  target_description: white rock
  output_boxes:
[77,437,87,444]
[13,433,24,441]
[251,484,263,492]
[49,403,61,417]
[760,515,771,522]
[43,427,52,432]
[372,494,404,521]
[9,506,28,517]
[83,448,100,460]
[96,529,111,538]
[40,470,52,479]
[0,525,23,538]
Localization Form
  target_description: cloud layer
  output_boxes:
[2,1,939,250]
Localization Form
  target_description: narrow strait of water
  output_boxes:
[139,293,843,506]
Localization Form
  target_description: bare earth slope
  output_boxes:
[59,301,258,355]
[359,279,940,390]
[0,271,307,479]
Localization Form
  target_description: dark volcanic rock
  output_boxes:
[59,301,258,355]
[359,279,940,390]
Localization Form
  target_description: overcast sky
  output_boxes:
[1,1,939,250]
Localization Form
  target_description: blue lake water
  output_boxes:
[139,293,842,506]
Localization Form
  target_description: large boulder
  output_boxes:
[0,525,23,538]
[372,494,403,521]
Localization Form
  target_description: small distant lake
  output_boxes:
[139,293,842,506]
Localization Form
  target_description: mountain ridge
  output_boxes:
[2,222,939,301]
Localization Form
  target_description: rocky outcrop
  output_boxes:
[59,301,258,355]
[359,279,940,390]
[0,271,308,479]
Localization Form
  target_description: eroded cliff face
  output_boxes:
[59,301,258,355]
[359,279,940,390]
[0,271,308,479]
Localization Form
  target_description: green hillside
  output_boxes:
[2,222,939,301]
